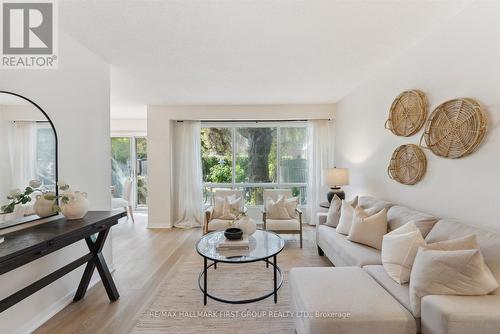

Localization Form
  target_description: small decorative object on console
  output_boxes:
[34,192,58,218]
[44,181,89,220]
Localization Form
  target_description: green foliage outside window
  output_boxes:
[201,126,307,206]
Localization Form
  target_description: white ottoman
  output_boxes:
[290,267,416,334]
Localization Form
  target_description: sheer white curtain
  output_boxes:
[307,119,334,225]
[173,121,203,228]
[8,121,37,189]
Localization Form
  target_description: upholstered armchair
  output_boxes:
[111,178,134,222]
[262,189,303,248]
[204,189,247,234]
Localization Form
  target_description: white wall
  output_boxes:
[0,32,112,333]
[0,105,45,121]
[334,1,500,231]
[111,118,147,136]
[148,104,334,227]
[0,110,11,201]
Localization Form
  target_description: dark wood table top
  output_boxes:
[0,211,126,265]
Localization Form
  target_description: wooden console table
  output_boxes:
[0,210,126,313]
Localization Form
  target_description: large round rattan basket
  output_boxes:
[420,98,487,159]
[388,144,427,185]
[385,90,428,137]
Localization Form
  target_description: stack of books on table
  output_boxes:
[216,237,249,251]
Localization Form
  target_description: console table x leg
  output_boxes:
[73,227,119,301]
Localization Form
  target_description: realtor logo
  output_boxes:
[1,0,58,69]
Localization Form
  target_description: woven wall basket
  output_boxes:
[388,144,427,185]
[385,90,428,137]
[420,98,487,159]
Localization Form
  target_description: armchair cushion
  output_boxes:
[112,197,129,208]
[266,218,300,231]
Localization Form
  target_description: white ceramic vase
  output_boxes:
[34,193,57,218]
[60,191,89,220]
[236,216,257,236]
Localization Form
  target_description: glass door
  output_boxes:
[111,136,148,209]
[135,137,148,208]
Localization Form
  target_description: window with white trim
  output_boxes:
[201,121,308,207]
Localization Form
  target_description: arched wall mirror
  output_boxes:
[0,91,58,229]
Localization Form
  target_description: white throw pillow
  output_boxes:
[347,208,388,250]
[381,222,426,284]
[266,196,291,219]
[335,197,359,235]
[349,195,359,208]
[336,201,355,235]
[409,247,499,318]
[425,234,478,251]
[284,197,299,219]
[325,195,342,227]
[220,195,243,220]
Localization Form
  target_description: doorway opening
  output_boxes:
[111,136,148,210]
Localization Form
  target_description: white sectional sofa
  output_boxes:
[291,196,500,334]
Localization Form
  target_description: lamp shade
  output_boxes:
[324,168,349,186]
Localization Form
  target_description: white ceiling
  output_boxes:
[60,0,472,119]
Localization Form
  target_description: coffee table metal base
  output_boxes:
[198,255,283,305]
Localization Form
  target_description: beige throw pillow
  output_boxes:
[409,248,499,318]
[220,195,243,220]
[325,195,342,227]
[349,195,359,208]
[284,197,299,219]
[424,234,478,251]
[336,197,358,235]
[212,196,225,219]
[266,196,291,219]
[381,222,426,284]
[347,208,388,250]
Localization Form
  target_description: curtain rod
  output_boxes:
[177,119,331,123]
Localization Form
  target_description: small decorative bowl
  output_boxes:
[224,227,243,240]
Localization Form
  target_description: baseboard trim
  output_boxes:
[17,265,116,334]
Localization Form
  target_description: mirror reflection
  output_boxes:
[0,92,57,229]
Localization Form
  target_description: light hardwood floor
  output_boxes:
[35,214,317,334]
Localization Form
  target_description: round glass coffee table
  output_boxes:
[196,230,285,305]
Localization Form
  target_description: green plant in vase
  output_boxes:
[42,181,72,213]
[228,209,247,226]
